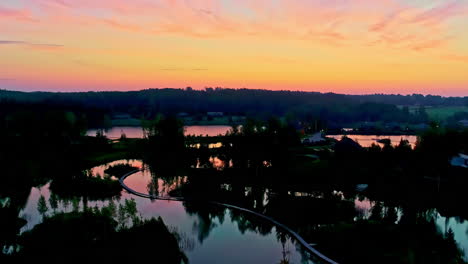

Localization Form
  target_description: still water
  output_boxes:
[16,159,468,262]
[185,126,232,137]
[119,159,468,262]
[18,160,320,264]
[86,126,232,139]
[327,135,418,148]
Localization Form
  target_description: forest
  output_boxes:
[1,88,467,129]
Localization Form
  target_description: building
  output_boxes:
[458,120,468,127]
[207,112,224,117]
[451,153,468,168]
[302,132,326,144]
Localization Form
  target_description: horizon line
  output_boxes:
[1,87,467,98]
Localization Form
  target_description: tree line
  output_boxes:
[3,88,466,128]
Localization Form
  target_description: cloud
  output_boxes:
[442,54,468,63]
[100,18,142,32]
[0,6,37,22]
[7,0,468,53]
[160,68,208,71]
[47,0,73,8]
[0,40,26,44]
[409,1,467,26]
[160,68,183,71]
[0,40,64,50]
[369,8,407,32]
[408,37,451,51]
[365,1,468,52]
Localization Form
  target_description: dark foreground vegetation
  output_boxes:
[0,90,467,263]
[16,210,186,264]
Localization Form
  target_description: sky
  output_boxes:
[1,0,468,96]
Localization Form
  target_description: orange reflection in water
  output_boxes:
[90,159,143,179]
[189,142,223,149]
[123,169,188,197]
[327,135,418,148]
[184,125,231,137]
[209,156,226,170]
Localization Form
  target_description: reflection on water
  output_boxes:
[17,159,318,264]
[87,126,232,139]
[90,159,143,180]
[192,156,234,171]
[209,156,229,171]
[354,198,374,219]
[327,134,418,148]
[116,161,468,261]
[437,215,468,261]
[122,168,188,197]
[87,127,144,139]
[14,158,468,262]
[189,142,223,149]
[184,125,231,137]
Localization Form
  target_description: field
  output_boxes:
[425,106,468,120]
[182,115,245,125]
[402,106,468,121]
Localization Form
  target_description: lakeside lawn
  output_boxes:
[401,106,468,121]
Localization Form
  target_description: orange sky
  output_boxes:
[1,0,468,96]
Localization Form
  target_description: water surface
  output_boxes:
[184,125,231,137]
[17,159,319,264]
[327,134,418,148]
[16,158,468,262]
[87,125,232,139]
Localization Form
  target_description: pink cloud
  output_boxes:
[408,37,451,51]
[100,18,142,32]
[0,6,38,22]
[409,1,468,26]
[6,0,468,53]
[365,1,468,52]
[442,54,468,63]
[0,40,64,51]
[369,8,408,32]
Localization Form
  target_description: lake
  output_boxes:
[327,134,418,148]
[15,158,468,263]
[17,159,323,264]
[86,125,232,139]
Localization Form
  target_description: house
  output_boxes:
[459,120,468,127]
[207,112,224,117]
[302,132,326,144]
[451,153,468,168]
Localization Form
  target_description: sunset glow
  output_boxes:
[1,0,468,95]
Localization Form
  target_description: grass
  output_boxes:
[82,138,143,168]
[424,106,468,121]
[182,116,245,125]
[84,151,129,166]
[402,106,468,121]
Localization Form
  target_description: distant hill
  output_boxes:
[1,88,466,107]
